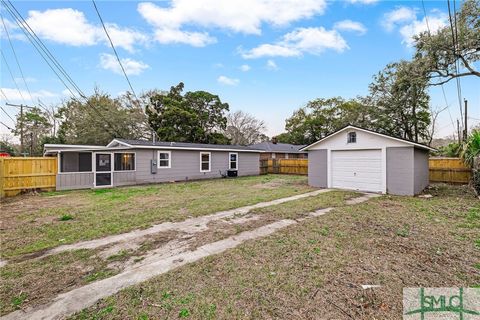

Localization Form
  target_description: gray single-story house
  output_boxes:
[44,139,262,191]
[300,125,435,195]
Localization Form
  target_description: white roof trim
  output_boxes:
[44,144,105,149]
[106,139,133,148]
[126,145,263,153]
[300,125,435,151]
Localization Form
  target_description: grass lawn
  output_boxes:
[1,175,314,259]
[69,184,479,320]
[0,188,357,316]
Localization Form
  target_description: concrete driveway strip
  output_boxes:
[1,191,380,320]
[41,189,333,256]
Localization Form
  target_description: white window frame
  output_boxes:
[113,152,136,172]
[229,152,238,170]
[157,150,171,169]
[347,132,357,144]
[200,152,211,172]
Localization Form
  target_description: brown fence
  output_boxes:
[260,157,471,184]
[429,157,471,184]
[0,157,57,198]
[260,159,308,175]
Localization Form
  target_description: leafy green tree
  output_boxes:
[414,0,480,85]
[368,60,431,143]
[279,97,371,145]
[461,130,480,167]
[12,107,52,155]
[146,82,230,144]
[0,134,17,155]
[56,88,148,145]
[434,142,462,157]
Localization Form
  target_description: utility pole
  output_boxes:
[463,99,468,141]
[457,119,461,144]
[5,103,35,155]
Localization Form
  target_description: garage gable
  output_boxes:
[301,125,434,151]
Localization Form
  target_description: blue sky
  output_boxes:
[0,0,478,139]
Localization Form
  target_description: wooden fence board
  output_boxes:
[260,157,471,184]
[428,158,471,184]
[0,157,57,198]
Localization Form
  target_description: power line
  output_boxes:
[0,120,13,130]
[0,105,16,123]
[422,0,458,138]
[0,49,26,104]
[92,0,138,100]
[2,0,122,137]
[1,12,34,103]
[447,0,464,126]
[0,88,9,102]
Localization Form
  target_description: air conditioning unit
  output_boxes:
[227,170,238,177]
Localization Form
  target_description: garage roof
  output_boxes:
[300,125,436,151]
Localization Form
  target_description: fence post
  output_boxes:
[0,158,4,198]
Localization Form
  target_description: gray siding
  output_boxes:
[308,149,327,188]
[132,149,259,185]
[413,147,429,194]
[386,147,414,196]
[57,172,93,190]
[56,149,260,190]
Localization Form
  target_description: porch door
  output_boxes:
[94,153,113,187]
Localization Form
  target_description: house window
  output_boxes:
[229,153,238,170]
[114,153,135,171]
[347,132,357,143]
[60,152,92,173]
[158,151,171,168]
[200,152,211,172]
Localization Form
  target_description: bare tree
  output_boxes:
[223,111,268,145]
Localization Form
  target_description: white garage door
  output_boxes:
[331,149,382,193]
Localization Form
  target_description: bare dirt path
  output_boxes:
[29,189,334,261]
[1,192,380,320]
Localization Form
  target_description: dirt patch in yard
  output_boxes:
[68,185,479,320]
[1,175,314,259]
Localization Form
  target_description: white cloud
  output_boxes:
[242,27,348,59]
[14,77,37,83]
[99,53,149,75]
[239,64,251,72]
[0,18,25,41]
[137,0,327,46]
[153,28,216,47]
[217,75,239,86]
[24,8,148,52]
[382,7,447,46]
[399,13,447,46]
[382,7,417,31]
[334,20,367,35]
[266,60,278,70]
[348,0,378,4]
[0,88,57,102]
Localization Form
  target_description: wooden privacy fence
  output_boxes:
[429,157,471,184]
[0,157,57,198]
[261,157,471,184]
[260,159,308,175]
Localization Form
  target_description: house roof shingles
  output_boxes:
[249,141,306,153]
[115,139,263,152]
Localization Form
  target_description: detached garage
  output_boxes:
[301,125,435,195]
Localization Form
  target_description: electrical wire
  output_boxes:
[1,12,34,103]
[0,49,26,104]
[0,105,16,123]
[0,120,14,130]
[422,0,458,139]
[92,0,138,101]
[2,0,122,137]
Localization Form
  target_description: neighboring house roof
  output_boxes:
[42,138,262,153]
[249,141,306,153]
[300,125,436,151]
